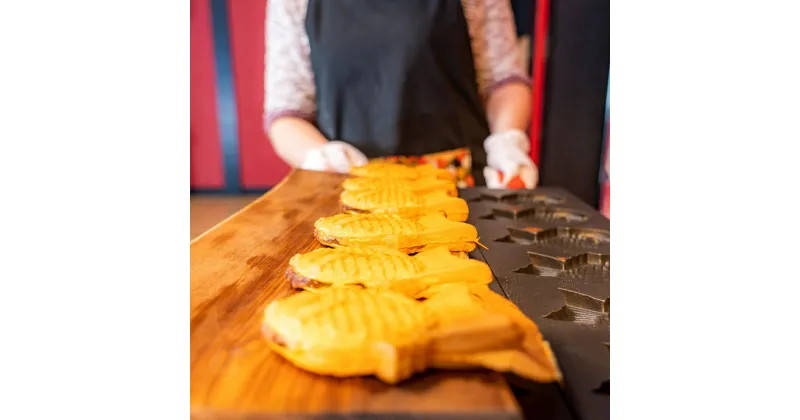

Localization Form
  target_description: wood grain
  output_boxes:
[190,195,260,240]
[190,169,523,419]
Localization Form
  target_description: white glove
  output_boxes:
[483,130,538,189]
[300,141,368,173]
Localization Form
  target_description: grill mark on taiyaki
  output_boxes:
[343,177,456,196]
[346,188,423,208]
[350,162,443,180]
[332,214,419,236]
[291,249,423,288]
[314,214,476,253]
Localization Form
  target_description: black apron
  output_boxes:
[305,0,490,184]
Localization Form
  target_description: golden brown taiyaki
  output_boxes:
[313,212,480,253]
[350,162,453,181]
[262,285,562,384]
[286,246,491,296]
[342,176,458,197]
[340,186,469,222]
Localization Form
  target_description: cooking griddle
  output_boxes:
[463,186,610,420]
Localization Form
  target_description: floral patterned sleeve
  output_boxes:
[264,0,314,133]
[462,0,531,98]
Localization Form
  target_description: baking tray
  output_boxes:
[461,186,610,420]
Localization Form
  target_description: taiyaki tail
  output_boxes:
[413,247,492,287]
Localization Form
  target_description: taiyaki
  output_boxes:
[342,176,458,197]
[286,246,491,296]
[313,212,480,253]
[340,186,469,222]
[262,285,562,384]
[350,162,453,181]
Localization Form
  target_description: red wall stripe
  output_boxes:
[529,0,550,166]
[227,0,290,189]
[190,0,225,189]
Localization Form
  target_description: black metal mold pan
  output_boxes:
[483,203,609,230]
[463,187,596,213]
[503,226,610,252]
[496,274,610,420]
[462,186,610,420]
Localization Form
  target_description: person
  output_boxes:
[264,0,537,189]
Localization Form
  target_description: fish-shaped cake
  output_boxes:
[286,246,491,296]
[340,186,469,222]
[262,285,562,384]
[350,162,453,181]
[313,212,480,253]
[342,176,458,197]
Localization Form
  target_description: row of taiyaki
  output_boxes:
[341,163,468,221]
[262,162,562,385]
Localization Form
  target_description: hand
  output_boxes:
[483,130,538,189]
[483,166,537,189]
[300,141,368,173]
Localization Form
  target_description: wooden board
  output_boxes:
[190,169,523,419]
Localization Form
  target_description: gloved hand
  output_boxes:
[300,141,368,173]
[483,130,538,189]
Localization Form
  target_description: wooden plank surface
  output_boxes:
[190,169,523,419]
[190,195,260,240]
